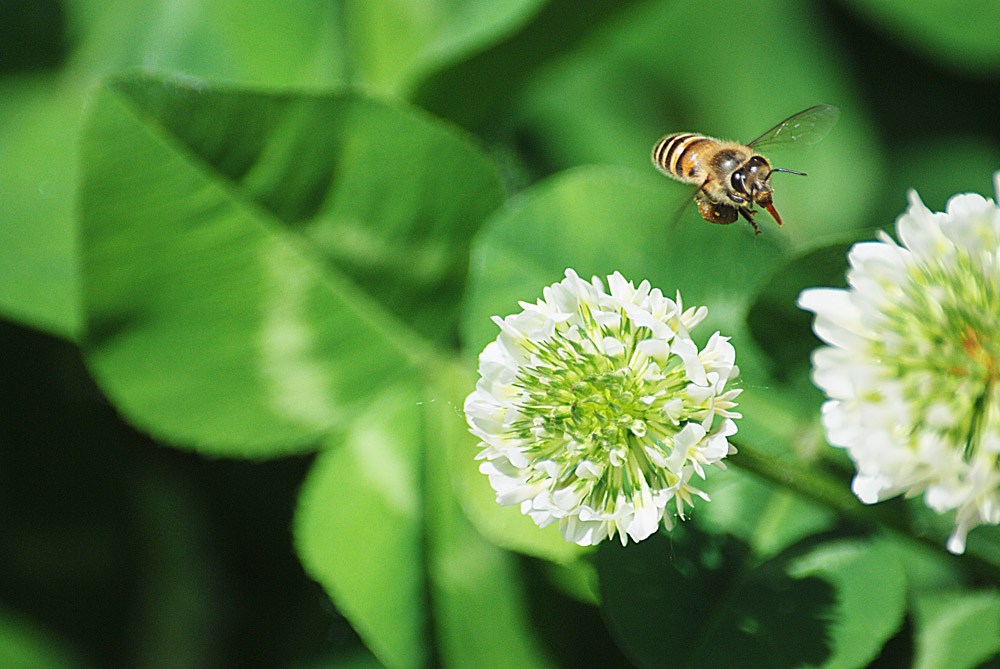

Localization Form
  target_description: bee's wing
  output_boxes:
[747,104,839,150]
[669,187,699,234]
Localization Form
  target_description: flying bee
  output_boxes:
[652,104,839,234]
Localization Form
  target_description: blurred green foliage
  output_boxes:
[4,1,1000,667]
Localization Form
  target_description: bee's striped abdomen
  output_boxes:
[652,133,714,184]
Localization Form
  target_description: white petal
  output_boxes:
[552,486,586,512]
[607,271,632,300]
[562,511,610,545]
[852,473,891,504]
[681,304,708,331]
[636,337,670,361]
[896,190,948,258]
[626,485,660,543]
[944,192,991,220]
[798,288,869,349]
[672,336,707,385]
[847,239,906,273]
[666,423,705,473]
[810,347,855,398]
[575,460,603,479]
[946,528,968,555]
[602,336,625,357]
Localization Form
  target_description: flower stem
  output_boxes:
[729,438,868,523]
[731,438,1000,578]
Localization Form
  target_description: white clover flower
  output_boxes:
[464,269,741,546]
[799,173,1000,554]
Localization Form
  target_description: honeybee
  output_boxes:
[652,105,839,234]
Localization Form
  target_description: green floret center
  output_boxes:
[517,359,680,454]
[877,251,1000,455]
[507,308,699,513]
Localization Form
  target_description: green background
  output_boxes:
[3,1,1000,667]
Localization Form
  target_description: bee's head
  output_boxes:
[729,156,770,203]
[730,156,807,226]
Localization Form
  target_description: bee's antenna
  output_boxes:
[770,167,807,177]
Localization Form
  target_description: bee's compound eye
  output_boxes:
[730,171,745,191]
[746,155,768,175]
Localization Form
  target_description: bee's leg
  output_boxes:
[698,177,713,198]
[738,207,760,235]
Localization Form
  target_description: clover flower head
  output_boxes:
[464,269,741,546]
[799,173,1000,554]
